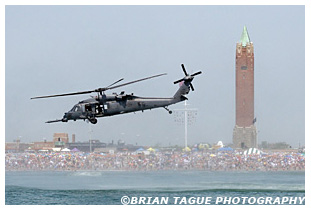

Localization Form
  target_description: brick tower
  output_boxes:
[233,26,257,149]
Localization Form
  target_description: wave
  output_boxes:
[6,185,305,193]
[70,171,102,177]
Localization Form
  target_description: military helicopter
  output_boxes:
[31,64,202,124]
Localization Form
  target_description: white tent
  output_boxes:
[217,141,224,147]
[61,148,70,152]
[243,148,262,155]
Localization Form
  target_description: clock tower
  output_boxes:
[233,26,257,148]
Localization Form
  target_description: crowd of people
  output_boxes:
[5,149,305,171]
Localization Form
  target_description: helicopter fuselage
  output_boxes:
[62,93,185,124]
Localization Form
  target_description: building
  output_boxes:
[53,133,69,148]
[72,134,76,143]
[67,140,107,152]
[53,133,69,143]
[233,26,257,148]
[5,139,33,153]
[33,141,55,151]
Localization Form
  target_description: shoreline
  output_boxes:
[5,168,305,172]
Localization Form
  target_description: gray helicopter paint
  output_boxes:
[33,64,202,124]
[64,81,189,122]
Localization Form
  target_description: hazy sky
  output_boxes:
[5,5,305,147]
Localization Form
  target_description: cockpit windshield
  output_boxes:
[70,105,80,112]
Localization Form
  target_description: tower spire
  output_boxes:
[240,26,250,47]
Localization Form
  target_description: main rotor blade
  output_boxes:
[181,64,188,76]
[31,90,94,99]
[191,71,202,77]
[106,73,167,91]
[106,78,124,88]
[31,73,166,100]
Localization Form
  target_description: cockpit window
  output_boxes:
[71,105,80,112]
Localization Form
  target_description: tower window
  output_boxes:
[241,66,248,70]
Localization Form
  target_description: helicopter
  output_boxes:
[31,64,202,124]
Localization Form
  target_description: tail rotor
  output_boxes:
[173,64,202,91]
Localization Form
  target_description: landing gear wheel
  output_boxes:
[164,107,173,114]
[90,118,97,124]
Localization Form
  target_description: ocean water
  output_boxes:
[5,170,305,205]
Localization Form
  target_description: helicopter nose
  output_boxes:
[62,112,70,122]
[63,112,71,120]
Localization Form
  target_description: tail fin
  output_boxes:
[172,64,202,102]
[173,81,190,101]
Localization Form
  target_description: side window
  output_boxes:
[85,104,91,112]
[241,66,248,70]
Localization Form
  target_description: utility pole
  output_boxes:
[173,101,198,149]
[89,123,93,152]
